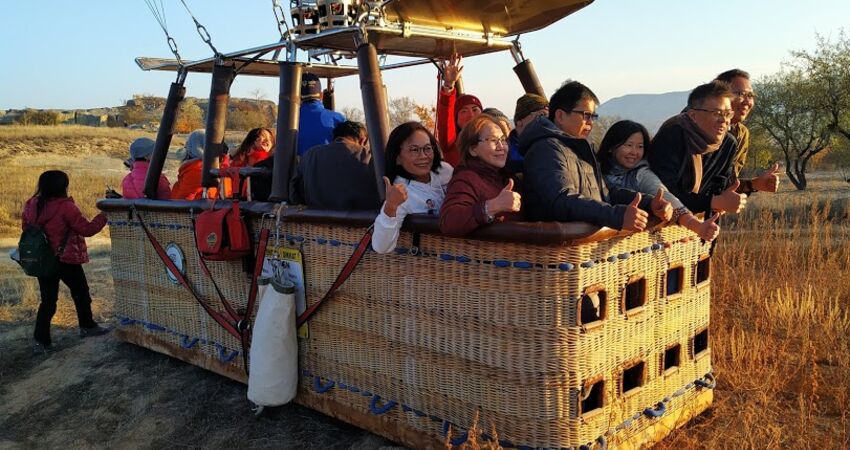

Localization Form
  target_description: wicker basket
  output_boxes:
[104,205,714,449]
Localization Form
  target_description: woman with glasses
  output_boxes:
[371,122,454,254]
[439,114,522,237]
[599,120,720,241]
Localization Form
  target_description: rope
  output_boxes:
[143,0,184,67]
[179,0,222,57]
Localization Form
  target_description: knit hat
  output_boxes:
[514,93,549,123]
[125,137,155,167]
[301,73,322,99]
[183,130,206,161]
[455,94,483,125]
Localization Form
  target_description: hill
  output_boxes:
[597,91,688,133]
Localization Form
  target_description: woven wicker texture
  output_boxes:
[106,210,713,449]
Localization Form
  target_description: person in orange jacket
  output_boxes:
[170,130,220,200]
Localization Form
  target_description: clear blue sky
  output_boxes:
[2,1,848,116]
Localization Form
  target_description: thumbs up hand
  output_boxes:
[695,212,721,241]
[711,179,747,213]
[622,192,649,232]
[382,176,408,217]
[650,187,673,222]
[485,179,522,217]
[752,162,781,192]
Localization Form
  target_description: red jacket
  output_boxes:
[21,197,107,264]
[439,159,522,237]
[436,89,460,166]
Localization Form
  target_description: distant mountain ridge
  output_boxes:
[597,91,689,134]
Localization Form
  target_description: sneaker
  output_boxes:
[79,325,110,338]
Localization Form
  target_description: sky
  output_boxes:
[2,1,849,117]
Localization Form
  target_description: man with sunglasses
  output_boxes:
[649,80,746,215]
[715,69,780,194]
[521,81,668,231]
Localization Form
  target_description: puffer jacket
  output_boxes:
[21,197,107,264]
[519,116,652,229]
[122,160,171,199]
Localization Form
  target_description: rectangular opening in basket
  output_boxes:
[663,343,682,374]
[696,256,711,284]
[621,360,646,395]
[692,328,709,357]
[580,377,605,415]
[579,288,607,327]
[623,276,647,313]
[665,266,684,296]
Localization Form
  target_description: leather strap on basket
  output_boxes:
[296,228,373,328]
[133,207,270,375]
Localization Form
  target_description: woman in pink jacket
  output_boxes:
[122,137,172,199]
[22,170,109,351]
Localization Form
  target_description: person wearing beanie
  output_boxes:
[298,73,346,157]
[171,130,220,200]
[121,137,171,199]
[506,93,549,173]
[436,53,483,166]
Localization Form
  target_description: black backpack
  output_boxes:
[16,212,68,278]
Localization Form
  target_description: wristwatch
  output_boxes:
[483,202,495,223]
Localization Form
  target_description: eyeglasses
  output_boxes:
[478,136,508,147]
[405,144,434,156]
[732,91,757,101]
[571,110,599,121]
[692,108,735,120]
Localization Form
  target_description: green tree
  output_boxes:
[792,31,850,145]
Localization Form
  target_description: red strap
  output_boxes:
[134,208,241,339]
[296,229,372,328]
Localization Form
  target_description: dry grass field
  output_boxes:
[1,125,849,449]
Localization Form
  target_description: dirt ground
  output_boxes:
[0,241,402,450]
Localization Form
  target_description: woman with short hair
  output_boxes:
[371,122,453,254]
[599,120,720,241]
[439,114,522,237]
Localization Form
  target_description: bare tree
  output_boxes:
[340,106,365,124]
[750,70,832,190]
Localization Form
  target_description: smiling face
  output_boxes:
[555,98,596,139]
[396,129,434,183]
[253,129,273,152]
[729,76,755,124]
[469,122,509,169]
[457,104,482,129]
[688,95,732,144]
[614,132,645,169]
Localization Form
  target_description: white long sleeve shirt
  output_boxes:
[371,162,453,254]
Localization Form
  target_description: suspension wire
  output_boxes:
[272,0,291,39]
[143,0,184,67]
[179,0,222,58]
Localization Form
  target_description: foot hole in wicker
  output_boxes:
[580,377,605,415]
[579,290,607,326]
[665,266,684,296]
[663,343,682,374]
[696,256,711,284]
[692,328,709,358]
[622,360,646,395]
[623,277,647,313]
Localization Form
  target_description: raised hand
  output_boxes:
[485,179,522,216]
[695,212,721,241]
[383,176,408,217]
[439,53,463,91]
[711,179,747,214]
[650,187,673,222]
[622,192,648,232]
[752,162,780,192]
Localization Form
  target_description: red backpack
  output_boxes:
[194,168,251,261]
